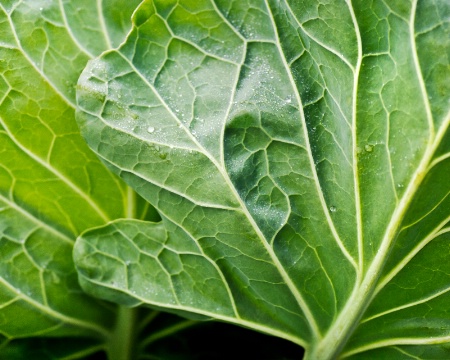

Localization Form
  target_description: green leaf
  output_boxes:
[0,0,143,350]
[75,0,450,358]
[1,1,305,358]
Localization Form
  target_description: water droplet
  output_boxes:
[329,206,337,213]
[365,144,374,152]
[397,183,404,188]
[147,126,155,133]
[159,152,167,160]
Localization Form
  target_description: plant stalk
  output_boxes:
[107,306,137,360]
[304,283,374,360]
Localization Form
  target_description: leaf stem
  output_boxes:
[138,319,198,350]
[107,306,137,360]
[303,276,376,360]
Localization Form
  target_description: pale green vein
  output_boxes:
[347,0,364,274]
[0,297,19,310]
[94,150,239,211]
[325,88,352,129]
[428,152,450,170]
[363,283,450,324]
[283,0,355,72]
[382,0,409,23]
[0,321,63,338]
[170,35,243,67]
[381,97,399,203]
[60,344,106,360]
[217,42,244,168]
[411,0,434,138]
[392,347,422,360]
[58,0,96,58]
[374,226,450,296]
[21,235,47,303]
[263,149,290,245]
[138,201,152,221]
[400,191,450,231]
[287,50,306,67]
[5,9,76,109]
[136,310,158,333]
[0,117,111,224]
[0,193,74,244]
[266,0,358,276]
[210,0,246,43]
[322,125,353,167]
[0,277,111,338]
[96,0,112,50]
[138,319,196,349]
[342,336,450,359]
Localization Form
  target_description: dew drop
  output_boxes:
[329,206,337,213]
[147,126,155,133]
[364,144,374,152]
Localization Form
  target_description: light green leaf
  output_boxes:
[0,0,143,351]
[75,0,450,358]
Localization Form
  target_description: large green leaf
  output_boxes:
[75,0,450,358]
[0,1,303,358]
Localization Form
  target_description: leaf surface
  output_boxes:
[75,0,450,358]
[0,0,142,348]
